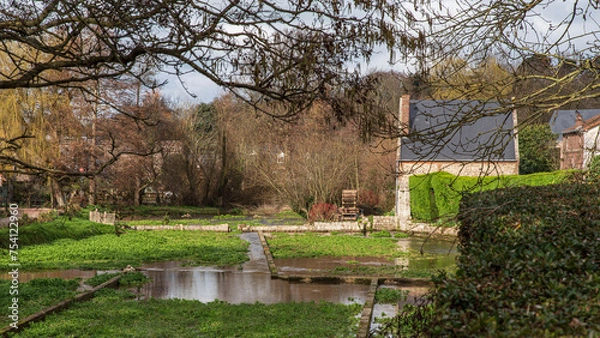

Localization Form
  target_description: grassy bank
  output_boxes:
[0,217,113,248]
[125,215,265,228]
[328,255,456,279]
[267,232,407,259]
[125,213,306,227]
[0,231,249,270]
[114,205,222,219]
[9,288,362,337]
[0,278,80,328]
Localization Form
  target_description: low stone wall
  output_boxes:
[240,221,364,233]
[89,210,116,225]
[402,221,458,236]
[257,231,278,276]
[372,216,397,230]
[356,279,379,338]
[17,208,55,219]
[372,216,458,236]
[241,218,457,236]
[132,224,230,232]
[314,221,364,231]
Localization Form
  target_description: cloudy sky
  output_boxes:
[158,46,409,105]
[158,1,595,105]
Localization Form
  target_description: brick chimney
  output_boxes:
[574,111,583,129]
[399,94,411,135]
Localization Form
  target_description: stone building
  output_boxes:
[549,109,600,137]
[396,95,519,220]
[559,112,600,170]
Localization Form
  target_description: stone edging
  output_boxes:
[357,279,379,338]
[254,230,434,338]
[132,224,230,232]
[257,231,278,276]
[240,222,363,233]
[241,217,458,237]
[0,275,122,337]
[400,222,458,237]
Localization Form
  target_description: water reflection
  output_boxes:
[275,236,458,277]
[141,269,369,305]
[370,285,432,334]
[137,232,371,304]
[3,233,455,306]
[395,236,458,255]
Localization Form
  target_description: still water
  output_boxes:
[5,233,457,305]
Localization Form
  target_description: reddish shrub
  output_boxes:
[358,189,380,208]
[308,202,338,222]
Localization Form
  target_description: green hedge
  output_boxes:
[409,170,574,221]
[424,182,600,336]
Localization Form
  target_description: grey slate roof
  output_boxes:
[549,109,600,136]
[400,100,517,161]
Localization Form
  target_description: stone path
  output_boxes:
[239,232,271,273]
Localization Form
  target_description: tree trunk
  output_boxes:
[51,179,66,207]
[134,178,141,206]
[88,177,96,205]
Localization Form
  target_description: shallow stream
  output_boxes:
[5,233,457,306]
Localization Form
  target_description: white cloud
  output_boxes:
[158,72,225,104]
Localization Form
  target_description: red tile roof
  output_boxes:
[563,113,600,134]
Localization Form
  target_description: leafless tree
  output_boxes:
[346,1,600,174]
[0,0,419,110]
[0,0,421,179]
[409,0,600,122]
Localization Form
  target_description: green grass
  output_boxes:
[329,265,439,278]
[125,219,207,226]
[10,289,362,337]
[0,217,113,248]
[369,230,409,238]
[0,231,249,270]
[0,278,80,327]
[274,210,305,218]
[267,232,407,259]
[125,211,307,227]
[119,272,151,287]
[126,218,266,229]
[117,205,222,218]
[84,272,151,288]
[84,273,122,287]
[375,288,408,304]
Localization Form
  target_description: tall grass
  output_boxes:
[0,217,113,248]
[11,288,362,338]
[0,230,249,270]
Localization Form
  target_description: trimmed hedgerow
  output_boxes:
[408,174,437,221]
[424,182,600,337]
[409,170,574,221]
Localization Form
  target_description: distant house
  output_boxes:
[557,112,600,170]
[396,95,519,219]
[549,109,600,139]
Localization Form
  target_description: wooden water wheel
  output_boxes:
[341,189,359,220]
